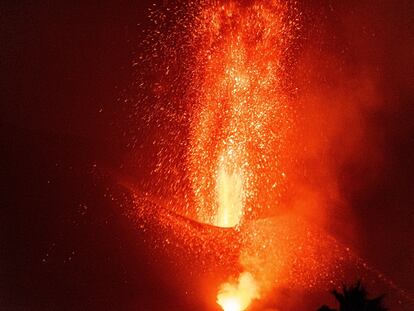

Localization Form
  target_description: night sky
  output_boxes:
[1,1,413,310]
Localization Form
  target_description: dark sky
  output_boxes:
[1,1,413,310]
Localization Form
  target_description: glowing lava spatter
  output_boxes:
[184,1,299,310]
[188,1,298,229]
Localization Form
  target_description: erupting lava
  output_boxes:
[188,1,297,230]
[215,160,244,227]
[217,272,260,311]
[185,1,299,310]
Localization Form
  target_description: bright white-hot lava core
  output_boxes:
[215,155,244,228]
[217,272,260,311]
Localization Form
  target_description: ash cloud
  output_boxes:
[286,0,414,294]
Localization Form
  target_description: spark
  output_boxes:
[188,0,298,227]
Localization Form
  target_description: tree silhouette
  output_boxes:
[317,281,387,311]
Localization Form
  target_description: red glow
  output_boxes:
[123,1,414,310]
[188,1,297,227]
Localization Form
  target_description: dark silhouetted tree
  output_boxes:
[317,281,387,311]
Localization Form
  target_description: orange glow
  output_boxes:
[183,1,300,308]
[188,1,297,227]
[217,272,260,311]
[215,156,244,227]
[126,0,400,309]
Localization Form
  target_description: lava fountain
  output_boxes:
[185,1,299,310]
[188,0,298,229]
